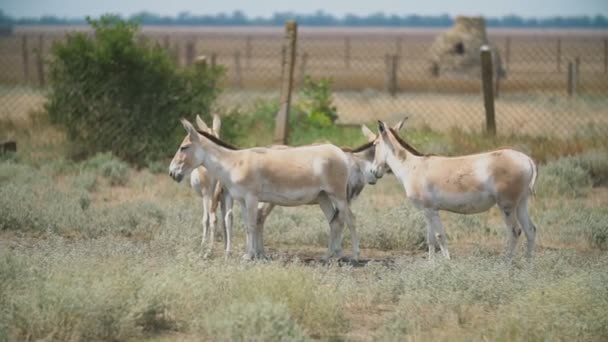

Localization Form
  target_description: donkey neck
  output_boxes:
[194,132,238,178]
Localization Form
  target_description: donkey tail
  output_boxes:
[528,157,538,196]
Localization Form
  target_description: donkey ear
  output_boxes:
[181,118,200,143]
[377,120,389,135]
[195,114,210,132]
[361,124,376,141]
[393,116,408,131]
[212,114,221,138]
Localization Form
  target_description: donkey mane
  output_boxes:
[196,129,239,150]
[341,141,374,153]
[388,128,425,156]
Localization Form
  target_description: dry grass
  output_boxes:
[1,83,607,340]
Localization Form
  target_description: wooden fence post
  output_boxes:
[385,54,398,96]
[185,39,196,65]
[274,21,298,144]
[299,51,308,86]
[567,61,575,96]
[22,35,29,84]
[36,34,45,87]
[574,56,580,92]
[480,45,496,136]
[396,37,402,57]
[233,51,243,88]
[210,53,217,68]
[604,39,608,74]
[344,37,351,68]
[246,36,252,68]
[556,38,562,72]
[504,36,511,73]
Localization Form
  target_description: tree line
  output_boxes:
[1,10,607,28]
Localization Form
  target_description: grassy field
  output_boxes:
[1,108,608,340]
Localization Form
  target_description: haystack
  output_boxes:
[429,16,504,78]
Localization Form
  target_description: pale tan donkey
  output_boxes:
[253,119,407,258]
[371,120,538,260]
[169,119,360,260]
[189,114,233,258]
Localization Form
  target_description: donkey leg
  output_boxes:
[239,199,255,260]
[499,204,520,261]
[319,195,343,259]
[200,197,211,255]
[255,203,274,259]
[337,202,359,262]
[221,191,234,257]
[516,198,537,260]
[244,197,262,259]
[424,210,450,260]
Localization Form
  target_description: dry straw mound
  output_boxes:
[429,16,504,78]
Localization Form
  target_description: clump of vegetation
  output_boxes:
[220,98,278,147]
[82,152,130,186]
[46,15,223,165]
[204,301,308,341]
[295,76,338,128]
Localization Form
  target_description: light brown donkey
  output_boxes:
[169,119,360,260]
[371,120,538,260]
[189,114,233,258]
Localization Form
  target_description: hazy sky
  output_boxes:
[3,0,607,18]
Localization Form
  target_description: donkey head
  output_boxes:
[169,118,204,183]
[361,117,407,179]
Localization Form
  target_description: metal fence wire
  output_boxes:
[1,26,607,140]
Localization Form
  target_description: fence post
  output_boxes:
[344,37,351,68]
[21,35,29,84]
[274,21,298,144]
[299,51,308,86]
[210,53,217,68]
[556,38,561,72]
[504,36,511,73]
[604,39,608,73]
[396,37,402,57]
[567,61,575,96]
[233,51,243,88]
[480,45,496,136]
[185,39,196,65]
[574,56,580,92]
[385,54,398,96]
[246,36,252,68]
[36,34,45,87]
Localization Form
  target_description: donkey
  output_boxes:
[189,114,233,258]
[169,119,365,261]
[253,119,407,258]
[371,120,538,260]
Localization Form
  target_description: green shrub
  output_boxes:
[221,98,278,146]
[294,76,338,128]
[537,156,591,197]
[46,15,223,165]
[82,152,130,186]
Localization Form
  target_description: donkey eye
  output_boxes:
[180,145,189,151]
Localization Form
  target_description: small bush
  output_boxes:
[205,301,308,341]
[221,98,278,146]
[47,15,223,165]
[294,76,338,128]
[537,156,591,197]
[82,152,130,186]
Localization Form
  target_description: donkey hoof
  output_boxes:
[242,253,255,261]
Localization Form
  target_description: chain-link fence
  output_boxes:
[1,26,607,139]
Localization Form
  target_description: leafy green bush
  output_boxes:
[221,98,278,146]
[46,15,223,165]
[294,76,338,128]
